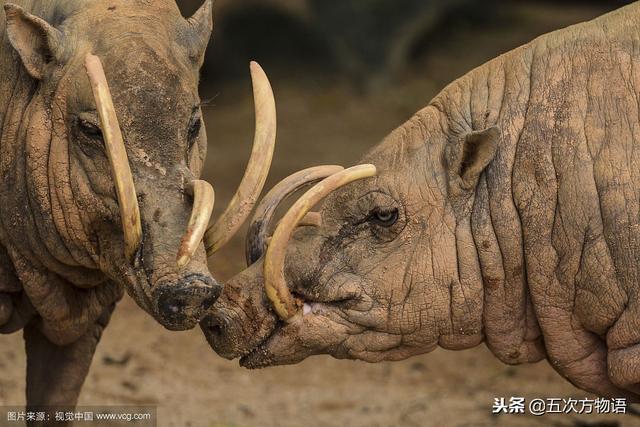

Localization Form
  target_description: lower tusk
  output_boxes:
[264,164,377,320]
[245,165,344,266]
[177,180,215,269]
[204,62,276,257]
[85,54,142,262]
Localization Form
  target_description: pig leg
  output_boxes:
[0,243,21,327]
[23,303,116,426]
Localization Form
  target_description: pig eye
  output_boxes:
[78,118,103,140]
[187,116,202,148]
[354,191,405,241]
[370,207,398,227]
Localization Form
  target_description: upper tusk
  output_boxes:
[204,62,276,257]
[245,165,344,266]
[263,164,377,320]
[85,54,142,263]
[177,180,215,269]
[299,212,322,227]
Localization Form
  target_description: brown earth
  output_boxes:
[2,2,640,426]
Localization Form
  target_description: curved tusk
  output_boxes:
[245,165,344,265]
[264,164,377,320]
[177,180,215,269]
[85,54,142,263]
[299,212,322,227]
[204,61,276,256]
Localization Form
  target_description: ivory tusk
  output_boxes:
[264,164,377,320]
[245,165,344,265]
[85,54,142,263]
[204,62,276,256]
[177,180,215,269]
[299,212,321,227]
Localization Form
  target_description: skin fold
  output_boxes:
[0,0,218,419]
[204,2,640,400]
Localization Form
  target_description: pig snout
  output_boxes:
[200,259,277,359]
[201,308,243,360]
[153,274,221,331]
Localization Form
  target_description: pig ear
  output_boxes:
[183,0,213,64]
[4,4,64,80]
[447,126,499,192]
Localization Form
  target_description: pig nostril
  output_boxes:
[202,313,227,337]
[166,297,186,314]
[209,323,222,336]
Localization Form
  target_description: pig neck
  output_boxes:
[410,38,544,362]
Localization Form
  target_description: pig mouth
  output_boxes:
[237,325,292,368]
[238,274,366,367]
[201,277,359,366]
[237,288,369,369]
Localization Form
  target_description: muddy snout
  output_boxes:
[201,308,243,360]
[200,260,278,359]
[201,304,276,360]
[153,274,221,331]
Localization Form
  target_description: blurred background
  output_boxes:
[2,1,639,426]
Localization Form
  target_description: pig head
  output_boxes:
[0,0,276,343]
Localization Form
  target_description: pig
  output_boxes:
[204,1,640,400]
[0,0,276,419]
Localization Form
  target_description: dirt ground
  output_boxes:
[2,2,640,426]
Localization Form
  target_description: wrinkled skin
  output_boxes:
[205,2,640,400]
[0,0,219,418]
